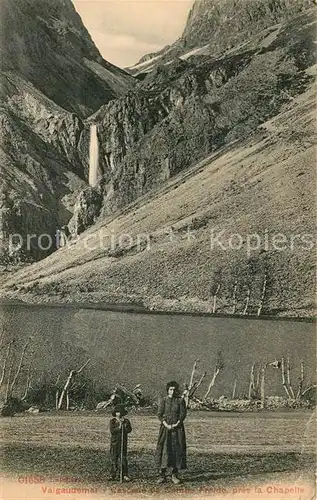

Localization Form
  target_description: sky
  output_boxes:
[73,0,193,68]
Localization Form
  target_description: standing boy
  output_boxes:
[109,405,132,481]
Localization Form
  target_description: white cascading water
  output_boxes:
[89,123,99,187]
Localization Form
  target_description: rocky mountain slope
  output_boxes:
[71,7,315,228]
[0,0,133,117]
[1,0,315,317]
[128,0,315,76]
[1,78,315,316]
[0,0,134,261]
[183,0,314,52]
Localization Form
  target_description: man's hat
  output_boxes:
[112,405,128,417]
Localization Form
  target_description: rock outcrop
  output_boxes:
[68,186,104,237]
[0,78,86,260]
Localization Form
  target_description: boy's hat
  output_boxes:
[112,405,128,417]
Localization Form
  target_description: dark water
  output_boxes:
[0,303,315,396]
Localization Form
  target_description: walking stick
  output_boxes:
[120,422,124,483]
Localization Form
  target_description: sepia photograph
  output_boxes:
[0,0,316,498]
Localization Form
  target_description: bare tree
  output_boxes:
[212,284,221,314]
[21,361,33,401]
[269,356,311,402]
[301,384,317,399]
[192,372,206,397]
[260,365,266,408]
[184,359,199,407]
[248,363,255,399]
[232,379,237,399]
[189,359,199,391]
[296,361,305,400]
[57,359,90,410]
[0,341,13,389]
[232,281,238,314]
[5,357,14,403]
[294,361,316,402]
[54,374,61,410]
[66,391,70,411]
[57,370,74,409]
[281,357,291,399]
[203,352,224,401]
[257,273,267,316]
[9,338,32,396]
[183,371,207,407]
[255,368,260,394]
[248,363,265,400]
[286,356,295,399]
[243,287,251,315]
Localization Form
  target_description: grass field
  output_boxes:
[1,411,315,498]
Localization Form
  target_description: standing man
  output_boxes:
[155,381,187,484]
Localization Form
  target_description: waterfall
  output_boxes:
[89,124,99,187]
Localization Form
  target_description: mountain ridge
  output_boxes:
[129,0,315,76]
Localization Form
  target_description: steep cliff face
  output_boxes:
[0,0,135,261]
[95,57,244,213]
[0,73,86,260]
[0,0,134,117]
[90,8,316,219]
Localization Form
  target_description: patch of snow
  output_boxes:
[306,19,317,27]
[129,54,162,71]
[135,64,155,75]
[179,44,210,60]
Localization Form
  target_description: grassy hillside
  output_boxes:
[0,77,316,317]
